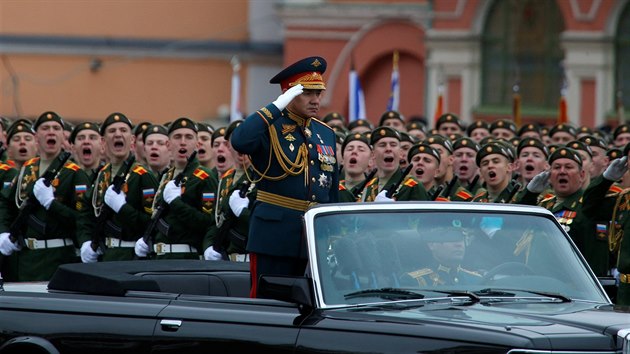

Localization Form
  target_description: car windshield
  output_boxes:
[310,207,608,306]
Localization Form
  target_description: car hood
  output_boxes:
[324,301,630,349]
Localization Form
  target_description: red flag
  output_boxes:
[558,95,568,124]
[433,84,444,125]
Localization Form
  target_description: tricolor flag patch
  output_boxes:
[202,192,215,202]
[75,185,87,193]
[596,224,607,233]
[143,188,155,197]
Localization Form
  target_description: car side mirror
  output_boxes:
[258,275,314,310]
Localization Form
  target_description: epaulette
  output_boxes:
[474,189,487,199]
[607,184,623,197]
[193,168,209,180]
[64,162,81,171]
[403,177,418,187]
[456,189,472,200]
[407,268,433,279]
[221,168,235,180]
[540,195,556,203]
[24,157,39,167]
[311,117,334,131]
[6,160,16,168]
[100,163,110,172]
[435,196,449,202]
[366,177,378,187]
[132,165,147,175]
[338,183,347,191]
[542,192,555,200]
[0,163,11,171]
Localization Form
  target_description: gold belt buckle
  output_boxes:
[155,242,166,255]
[26,238,36,250]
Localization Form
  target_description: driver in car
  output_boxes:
[403,227,482,287]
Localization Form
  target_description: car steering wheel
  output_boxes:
[482,262,535,283]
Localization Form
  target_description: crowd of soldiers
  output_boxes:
[0,103,629,303]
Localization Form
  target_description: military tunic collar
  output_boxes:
[286,109,311,128]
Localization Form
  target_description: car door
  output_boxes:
[0,291,170,354]
[151,295,302,353]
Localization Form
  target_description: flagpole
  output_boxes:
[512,81,521,128]
[230,56,243,123]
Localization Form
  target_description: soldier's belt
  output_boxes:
[106,237,135,248]
[621,273,630,284]
[25,238,73,250]
[257,190,317,211]
[153,243,197,255]
[228,253,249,262]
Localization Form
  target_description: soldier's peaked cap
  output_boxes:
[270,56,327,91]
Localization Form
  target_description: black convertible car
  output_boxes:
[1,202,630,353]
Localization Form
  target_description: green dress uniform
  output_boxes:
[360,168,428,202]
[471,181,520,203]
[610,188,630,305]
[202,167,256,261]
[77,162,158,261]
[579,175,623,277]
[151,162,217,259]
[0,157,89,281]
[403,260,482,287]
[431,179,473,202]
[0,162,17,191]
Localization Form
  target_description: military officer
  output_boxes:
[338,133,373,202]
[466,121,491,143]
[69,122,103,181]
[579,135,609,179]
[203,120,257,262]
[613,124,630,148]
[452,137,480,196]
[5,119,37,169]
[435,113,464,137]
[77,113,158,262]
[0,112,90,281]
[472,143,519,203]
[512,137,551,204]
[143,125,171,177]
[230,56,339,297]
[360,127,428,202]
[403,227,482,287]
[134,117,217,260]
[549,123,577,146]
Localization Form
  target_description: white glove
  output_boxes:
[603,156,628,181]
[163,180,181,204]
[229,190,248,217]
[104,185,127,213]
[612,268,620,286]
[135,238,150,258]
[526,170,551,193]
[272,84,303,111]
[80,241,102,263]
[33,178,55,210]
[0,232,19,256]
[375,190,395,202]
[204,246,223,261]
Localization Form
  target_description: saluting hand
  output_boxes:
[603,156,628,181]
[272,84,304,111]
[526,170,550,194]
[33,178,55,210]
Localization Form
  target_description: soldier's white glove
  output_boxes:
[375,190,395,202]
[0,232,19,256]
[33,178,55,210]
[134,238,150,258]
[611,268,620,286]
[272,84,303,111]
[526,170,550,193]
[603,156,628,181]
[104,185,126,213]
[163,180,181,204]
[229,190,248,217]
[204,246,223,261]
[80,241,102,263]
